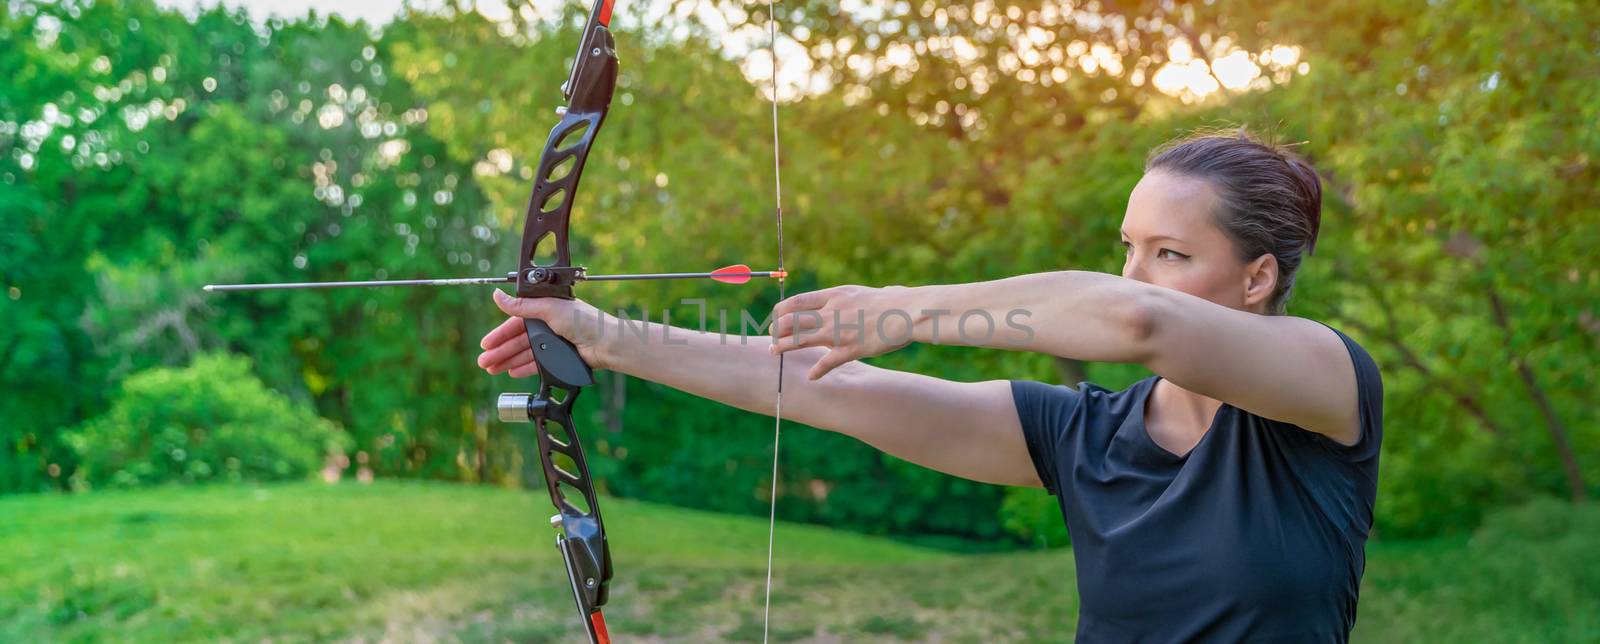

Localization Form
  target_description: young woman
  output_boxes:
[478,129,1382,642]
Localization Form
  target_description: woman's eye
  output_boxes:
[1157,249,1187,260]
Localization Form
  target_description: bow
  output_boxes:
[497,0,620,639]
[500,4,790,639]
[205,0,791,640]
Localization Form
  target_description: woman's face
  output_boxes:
[1121,171,1273,313]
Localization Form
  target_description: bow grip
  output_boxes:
[524,318,594,389]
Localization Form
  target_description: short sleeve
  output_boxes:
[1010,380,1084,495]
[1316,324,1384,463]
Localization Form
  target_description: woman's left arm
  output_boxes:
[770,270,1361,444]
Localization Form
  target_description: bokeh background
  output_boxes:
[2,0,1596,640]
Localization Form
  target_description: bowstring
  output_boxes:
[761,0,785,641]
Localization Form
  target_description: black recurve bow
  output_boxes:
[204,0,794,640]
[498,0,619,639]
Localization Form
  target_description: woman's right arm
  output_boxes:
[478,293,1040,487]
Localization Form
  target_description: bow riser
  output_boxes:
[517,28,617,301]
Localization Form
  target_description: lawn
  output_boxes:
[2,482,1594,642]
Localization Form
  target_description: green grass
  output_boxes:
[1,483,1595,642]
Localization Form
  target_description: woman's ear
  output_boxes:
[1242,253,1279,312]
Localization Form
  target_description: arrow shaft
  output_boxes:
[583,270,782,282]
[204,268,785,292]
[204,277,513,291]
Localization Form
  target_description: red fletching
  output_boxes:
[710,264,755,284]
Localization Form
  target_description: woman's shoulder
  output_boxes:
[1311,321,1383,389]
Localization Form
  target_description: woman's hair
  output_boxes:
[1145,127,1323,315]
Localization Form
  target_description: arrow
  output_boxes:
[203,264,786,292]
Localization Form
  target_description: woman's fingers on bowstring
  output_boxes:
[772,303,837,346]
[769,313,811,353]
[771,289,832,320]
[772,310,822,344]
[770,318,845,358]
[770,290,839,337]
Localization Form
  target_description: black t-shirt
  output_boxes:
[1012,325,1382,643]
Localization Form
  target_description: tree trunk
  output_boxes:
[1486,286,1588,503]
